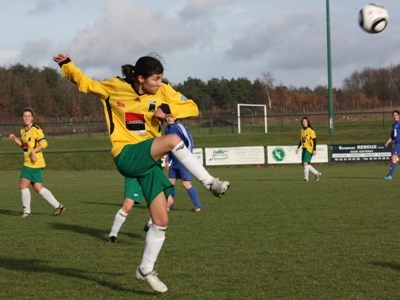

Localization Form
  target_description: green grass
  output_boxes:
[1,165,400,299]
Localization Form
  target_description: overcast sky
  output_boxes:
[1,0,399,89]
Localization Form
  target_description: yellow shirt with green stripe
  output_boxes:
[300,127,316,153]
[60,60,199,157]
[20,124,47,168]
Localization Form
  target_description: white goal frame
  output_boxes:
[237,104,267,134]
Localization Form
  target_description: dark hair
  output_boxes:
[392,110,400,115]
[121,54,164,84]
[300,117,313,129]
[21,108,34,116]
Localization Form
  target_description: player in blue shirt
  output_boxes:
[384,110,400,179]
[164,115,203,211]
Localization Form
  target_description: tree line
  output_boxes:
[1,62,400,123]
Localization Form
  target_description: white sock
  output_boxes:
[39,188,60,208]
[171,141,213,185]
[21,188,31,213]
[140,224,167,274]
[303,165,310,181]
[308,165,318,175]
[109,209,128,237]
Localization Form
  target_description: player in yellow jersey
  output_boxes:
[295,117,322,182]
[9,108,66,217]
[53,53,229,293]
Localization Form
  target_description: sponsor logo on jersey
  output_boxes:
[125,112,146,134]
[117,101,125,108]
[148,101,156,112]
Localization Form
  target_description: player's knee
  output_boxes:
[152,215,169,227]
[122,199,135,213]
[169,134,182,147]
[182,181,192,189]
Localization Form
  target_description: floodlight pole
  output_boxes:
[326,0,334,134]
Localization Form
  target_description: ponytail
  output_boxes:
[121,64,135,84]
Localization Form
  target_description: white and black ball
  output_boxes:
[358,3,389,33]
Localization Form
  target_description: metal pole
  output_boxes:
[326,0,334,133]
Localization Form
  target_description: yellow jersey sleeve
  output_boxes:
[60,60,199,157]
[158,83,199,119]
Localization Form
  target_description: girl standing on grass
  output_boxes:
[295,117,322,182]
[384,110,400,180]
[53,53,229,294]
[9,108,65,217]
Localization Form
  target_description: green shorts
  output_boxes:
[20,166,43,184]
[301,148,313,164]
[115,139,173,207]
[124,177,143,204]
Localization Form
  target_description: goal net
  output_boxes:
[237,104,267,134]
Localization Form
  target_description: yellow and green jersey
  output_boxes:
[300,127,316,153]
[20,124,47,168]
[60,60,199,157]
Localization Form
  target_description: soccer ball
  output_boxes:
[358,3,389,33]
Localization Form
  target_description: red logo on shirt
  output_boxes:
[117,101,125,108]
[125,112,145,132]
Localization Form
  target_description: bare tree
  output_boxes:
[259,72,275,109]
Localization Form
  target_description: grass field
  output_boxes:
[1,164,400,300]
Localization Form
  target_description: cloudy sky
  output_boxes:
[1,0,399,89]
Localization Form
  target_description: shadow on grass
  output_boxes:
[327,176,383,179]
[0,256,153,295]
[47,223,142,242]
[0,209,49,217]
[81,202,148,210]
[0,209,19,216]
[371,261,400,272]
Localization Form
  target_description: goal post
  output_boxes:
[237,104,267,134]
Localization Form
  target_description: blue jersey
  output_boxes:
[165,122,194,168]
[391,120,400,144]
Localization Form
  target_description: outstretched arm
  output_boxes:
[53,53,111,99]
[53,53,69,64]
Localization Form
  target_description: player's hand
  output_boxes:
[31,151,37,162]
[53,54,69,63]
[9,134,16,140]
[153,107,167,122]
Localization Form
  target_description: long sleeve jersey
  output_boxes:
[20,124,47,168]
[299,127,317,153]
[59,59,199,157]
[390,120,400,144]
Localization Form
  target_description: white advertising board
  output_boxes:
[205,146,265,166]
[267,145,329,164]
[193,148,203,165]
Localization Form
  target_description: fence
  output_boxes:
[0,111,395,138]
[0,111,395,171]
